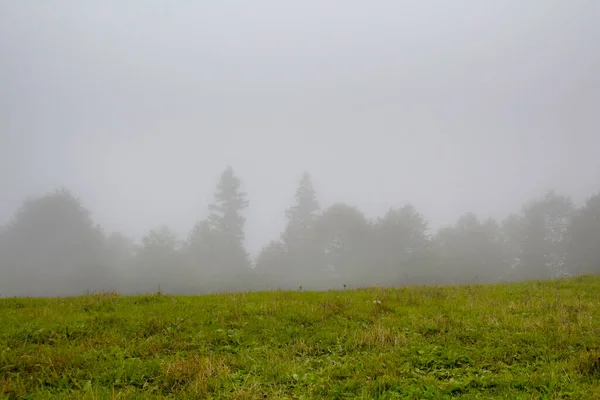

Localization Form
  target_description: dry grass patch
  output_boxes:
[161,354,230,394]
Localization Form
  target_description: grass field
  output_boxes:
[1,276,600,399]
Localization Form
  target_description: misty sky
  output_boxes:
[1,1,599,253]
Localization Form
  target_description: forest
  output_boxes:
[1,166,599,297]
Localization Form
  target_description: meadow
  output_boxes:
[1,276,600,399]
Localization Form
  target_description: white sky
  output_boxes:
[1,1,599,253]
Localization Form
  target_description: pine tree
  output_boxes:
[209,166,249,244]
[207,166,250,276]
[282,172,320,252]
[278,172,322,288]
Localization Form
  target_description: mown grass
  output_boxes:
[1,276,600,399]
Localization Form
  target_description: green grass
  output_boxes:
[1,276,600,399]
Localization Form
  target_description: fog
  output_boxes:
[1,2,599,297]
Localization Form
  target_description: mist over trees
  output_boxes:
[0,168,599,297]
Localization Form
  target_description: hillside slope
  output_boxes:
[2,276,600,399]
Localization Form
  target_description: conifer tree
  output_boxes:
[207,166,251,278]
[282,172,320,252]
[278,172,322,288]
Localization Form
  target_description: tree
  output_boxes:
[314,203,372,288]
[432,213,506,285]
[518,191,574,279]
[0,188,109,297]
[478,217,509,281]
[278,172,322,287]
[371,205,431,285]
[254,240,288,289]
[106,232,135,268]
[140,225,179,253]
[0,224,10,295]
[282,172,320,251]
[133,225,189,293]
[500,213,524,280]
[183,219,222,292]
[186,220,216,261]
[565,192,600,275]
[104,232,136,293]
[199,167,251,291]
[209,167,249,247]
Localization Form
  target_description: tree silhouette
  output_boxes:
[0,188,110,296]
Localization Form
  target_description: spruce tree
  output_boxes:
[207,166,250,274]
[280,172,322,287]
[282,172,320,252]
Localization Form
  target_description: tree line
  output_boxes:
[1,166,599,297]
